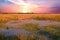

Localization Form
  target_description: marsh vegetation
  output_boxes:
[0,14,60,40]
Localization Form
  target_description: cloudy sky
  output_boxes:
[0,0,60,13]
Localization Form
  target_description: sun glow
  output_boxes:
[8,0,31,13]
[8,0,38,13]
[21,4,31,13]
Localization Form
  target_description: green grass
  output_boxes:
[0,23,60,40]
[20,23,40,32]
[43,24,60,36]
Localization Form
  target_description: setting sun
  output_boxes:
[7,0,39,13]
[21,4,31,13]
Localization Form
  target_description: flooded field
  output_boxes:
[0,14,60,40]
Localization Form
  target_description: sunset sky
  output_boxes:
[0,0,60,13]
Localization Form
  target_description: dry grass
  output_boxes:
[0,14,60,21]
